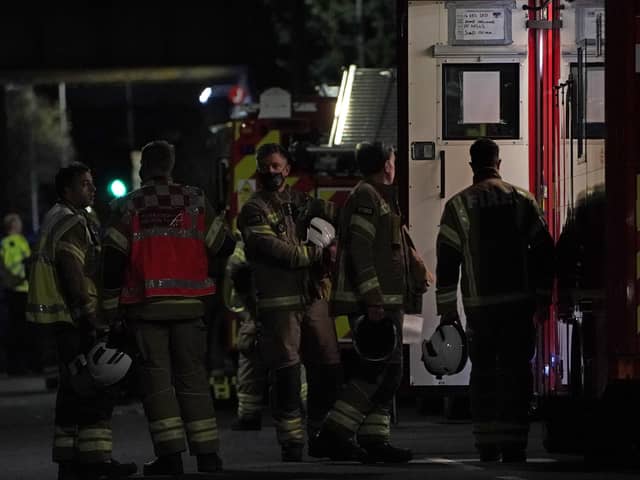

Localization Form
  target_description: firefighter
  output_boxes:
[223,238,267,430]
[435,138,554,463]
[238,143,342,462]
[313,142,427,464]
[100,141,236,476]
[223,239,308,431]
[26,163,137,480]
[1,213,36,374]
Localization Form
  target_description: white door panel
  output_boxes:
[407,1,530,387]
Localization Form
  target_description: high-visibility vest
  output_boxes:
[26,204,86,324]
[119,183,215,304]
[0,233,31,292]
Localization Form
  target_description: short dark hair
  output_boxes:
[141,140,175,175]
[256,143,290,166]
[356,142,394,176]
[470,138,499,168]
[55,162,91,199]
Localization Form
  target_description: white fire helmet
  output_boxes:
[306,217,336,249]
[67,341,132,394]
[421,323,468,378]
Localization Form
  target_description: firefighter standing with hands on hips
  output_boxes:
[27,163,137,480]
[238,143,342,462]
[435,138,554,463]
[313,142,431,463]
[100,141,236,476]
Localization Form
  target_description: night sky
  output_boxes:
[0,3,397,229]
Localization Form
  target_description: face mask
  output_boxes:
[258,171,285,192]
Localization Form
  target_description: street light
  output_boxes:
[199,87,212,104]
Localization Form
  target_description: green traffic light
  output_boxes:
[108,179,127,198]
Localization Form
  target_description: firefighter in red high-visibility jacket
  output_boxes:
[100,141,236,476]
[435,138,554,463]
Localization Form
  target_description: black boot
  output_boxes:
[197,452,223,472]
[231,416,262,431]
[501,447,527,463]
[478,445,500,462]
[143,453,184,476]
[281,443,303,462]
[308,429,368,461]
[361,442,413,463]
[57,463,81,480]
[81,459,137,480]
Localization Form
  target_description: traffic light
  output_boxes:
[108,179,128,198]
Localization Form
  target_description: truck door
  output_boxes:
[407,0,531,387]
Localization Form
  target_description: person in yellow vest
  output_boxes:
[26,163,137,480]
[100,141,236,476]
[1,213,34,374]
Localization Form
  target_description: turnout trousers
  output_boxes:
[322,310,404,447]
[257,298,341,447]
[131,318,219,457]
[466,304,536,454]
[52,325,115,465]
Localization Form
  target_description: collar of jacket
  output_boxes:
[143,176,172,186]
[363,179,399,205]
[472,167,502,184]
[260,184,292,203]
[59,200,85,216]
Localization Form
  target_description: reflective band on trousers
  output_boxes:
[238,393,263,417]
[150,417,183,432]
[54,426,76,448]
[77,440,112,452]
[358,412,390,439]
[26,303,67,314]
[150,416,185,444]
[133,227,204,242]
[78,428,112,441]
[326,400,365,434]
[276,417,304,443]
[185,418,217,434]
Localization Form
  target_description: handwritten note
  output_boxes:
[455,8,505,41]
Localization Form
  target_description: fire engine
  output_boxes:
[401,0,640,457]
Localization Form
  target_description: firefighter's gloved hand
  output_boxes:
[440,312,461,326]
[367,305,385,323]
[306,217,336,249]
